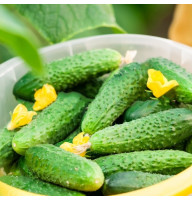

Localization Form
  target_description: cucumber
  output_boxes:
[0,175,84,196]
[186,137,192,153]
[142,57,192,103]
[90,108,192,155]
[102,171,171,195]
[95,150,192,176]
[13,49,121,101]
[81,62,149,135]
[12,92,89,155]
[55,126,81,147]
[18,157,34,177]
[123,98,172,122]
[72,76,106,99]
[0,128,19,168]
[25,144,104,192]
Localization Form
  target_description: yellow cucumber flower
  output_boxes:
[33,84,57,111]
[60,132,90,157]
[147,69,179,98]
[7,104,37,130]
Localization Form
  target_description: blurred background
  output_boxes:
[114,4,175,37]
[0,4,185,69]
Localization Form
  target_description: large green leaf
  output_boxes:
[16,4,125,43]
[0,5,44,73]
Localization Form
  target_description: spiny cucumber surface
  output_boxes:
[95,150,192,176]
[13,48,121,101]
[90,108,192,154]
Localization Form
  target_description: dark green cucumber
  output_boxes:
[0,128,19,168]
[8,160,22,176]
[13,49,121,101]
[25,144,104,192]
[186,137,192,153]
[142,57,192,103]
[90,108,192,155]
[18,157,34,177]
[95,150,192,177]
[123,98,172,122]
[0,175,84,196]
[72,76,106,99]
[55,126,81,147]
[12,92,89,155]
[102,171,171,195]
[81,62,149,135]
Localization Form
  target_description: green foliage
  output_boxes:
[0,5,44,74]
[15,4,125,43]
[0,4,124,72]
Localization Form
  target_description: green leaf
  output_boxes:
[0,44,14,63]
[0,5,44,74]
[15,4,125,43]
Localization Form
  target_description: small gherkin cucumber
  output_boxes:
[102,171,171,195]
[142,57,192,103]
[81,62,149,135]
[13,48,121,101]
[0,175,84,196]
[12,92,89,155]
[90,108,192,155]
[186,137,192,153]
[55,126,81,147]
[0,128,19,168]
[25,144,104,192]
[95,150,192,177]
[123,98,172,122]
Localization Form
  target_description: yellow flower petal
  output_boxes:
[33,84,57,111]
[147,69,179,98]
[7,104,37,130]
[73,132,90,145]
[60,142,76,153]
[60,132,90,157]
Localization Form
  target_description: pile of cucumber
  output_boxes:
[1,48,192,196]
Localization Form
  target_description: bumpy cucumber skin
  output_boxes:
[124,99,172,122]
[95,150,192,177]
[0,129,18,168]
[12,92,89,155]
[25,144,104,192]
[13,49,121,101]
[102,171,171,195]
[0,175,84,196]
[90,108,192,154]
[55,126,81,147]
[142,57,192,103]
[186,137,192,153]
[81,63,148,135]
